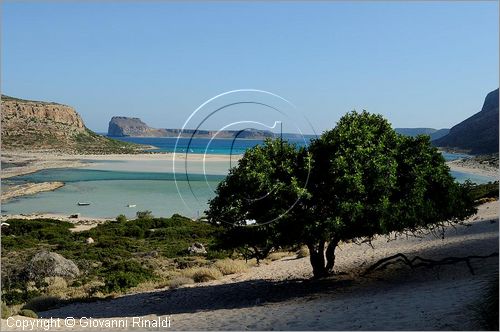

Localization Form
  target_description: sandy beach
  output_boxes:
[1,182,65,203]
[447,159,499,179]
[2,150,498,206]
[1,151,240,204]
[1,151,238,178]
[2,201,498,330]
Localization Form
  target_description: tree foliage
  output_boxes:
[207,111,477,278]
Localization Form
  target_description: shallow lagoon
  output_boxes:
[1,152,496,219]
[2,169,223,219]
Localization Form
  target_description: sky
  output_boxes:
[2,1,499,134]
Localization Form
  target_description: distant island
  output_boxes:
[108,116,454,141]
[108,116,275,139]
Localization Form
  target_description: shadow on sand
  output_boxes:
[40,219,498,319]
[41,277,353,319]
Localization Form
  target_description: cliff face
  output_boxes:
[433,89,499,154]
[2,95,85,133]
[1,95,141,154]
[108,117,153,136]
[108,116,274,139]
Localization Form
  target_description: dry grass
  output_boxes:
[44,277,68,298]
[1,302,10,319]
[181,267,223,283]
[476,197,499,204]
[130,279,170,293]
[214,259,248,275]
[245,258,259,267]
[168,276,194,289]
[268,251,292,261]
[296,246,310,258]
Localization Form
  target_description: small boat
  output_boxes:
[126,204,136,208]
[77,202,91,206]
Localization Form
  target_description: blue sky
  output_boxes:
[2,1,498,134]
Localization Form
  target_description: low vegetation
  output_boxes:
[0,214,229,315]
[296,246,310,258]
[468,181,499,202]
[214,259,248,275]
[18,309,38,319]
[183,267,223,283]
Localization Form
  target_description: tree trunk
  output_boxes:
[307,241,328,278]
[325,239,339,273]
[307,239,339,278]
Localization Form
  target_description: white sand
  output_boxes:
[1,151,239,178]
[2,201,498,331]
[447,159,498,179]
[1,182,65,202]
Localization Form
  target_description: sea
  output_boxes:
[1,137,496,219]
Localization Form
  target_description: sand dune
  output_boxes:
[2,201,498,330]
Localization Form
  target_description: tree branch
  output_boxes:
[363,252,499,276]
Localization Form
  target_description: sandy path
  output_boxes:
[3,201,497,331]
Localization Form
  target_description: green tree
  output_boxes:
[207,138,311,262]
[207,111,476,278]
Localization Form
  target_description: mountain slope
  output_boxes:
[433,89,499,154]
[1,95,144,154]
[395,128,450,140]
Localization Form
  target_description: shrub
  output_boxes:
[2,290,42,306]
[116,214,127,222]
[23,296,61,312]
[136,210,153,220]
[296,246,309,258]
[206,250,231,260]
[469,181,499,202]
[19,309,38,318]
[168,276,194,289]
[124,225,145,238]
[174,256,208,269]
[44,277,68,298]
[1,302,10,319]
[100,260,153,293]
[214,259,248,275]
[182,267,222,283]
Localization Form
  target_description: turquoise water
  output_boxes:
[113,136,314,154]
[2,165,496,219]
[449,170,496,184]
[2,169,223,219]
[1,145,496,219]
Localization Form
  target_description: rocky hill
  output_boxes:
[108,116,275,139]
[1,95,143,154]
[395,128,450,140]
[108,117,154,137]
[433,89,499,154]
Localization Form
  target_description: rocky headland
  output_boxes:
[108,116,275,139]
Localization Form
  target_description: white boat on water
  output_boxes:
[127,204,136,208]
[77,202,91,206]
